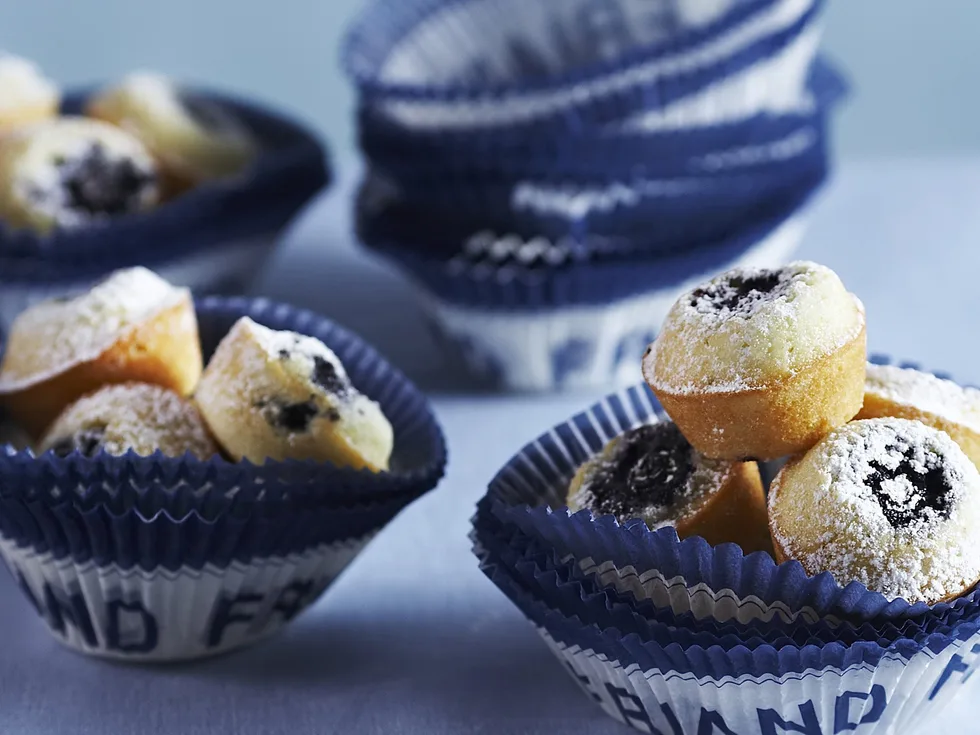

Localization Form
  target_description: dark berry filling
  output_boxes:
[56,143,155,217]
[257,397,321,434]
[585,423,695,519]
[866,445,953,528]
[691,269,787,313]
[49,425,107,458]
[276,347,349,399]
[311,356,348,396]
[274,401,319,433]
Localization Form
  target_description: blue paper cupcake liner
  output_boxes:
[475,547,980,735]
[0,89,330,334]
[478,542,980,674]
[477,357,980,624]
[362,106,829,186]
[359,178,819,308]
[475,535,980,652]
[0,296,446,660]
[473,507,980,644]
[5,532,378,662]
[357,57,845,181]
[358,151,826,259]
[0,467,414,570]
[345,0,825,139]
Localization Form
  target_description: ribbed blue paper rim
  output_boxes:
[344,0,774,97]
[472,505,980,645]
[358,57,845,175]
[359,84,836,206]
[358,148,825,256]
[0,489,410,573]
[476,546,980,678]
[344,0,824,136]
[476,356,980,625]
[0,297,447,570]
[358,175,819,309]
[0,88,330,281]
[361,99,834,184]
[474,535,980,656]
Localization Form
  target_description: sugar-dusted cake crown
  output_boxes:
[645,261,865,394]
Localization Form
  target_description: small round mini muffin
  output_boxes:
[643,261,866,461]
[858,363,980,470]
[567,422,772,553]
[38,383,217,459]
[194,317,394,471]
[0,53,59,131]
[0,116,160,233]
[86,72,255,195]
[0,267,202,438]
[769,418,980,604]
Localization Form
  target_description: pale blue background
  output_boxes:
[0,0,974,157]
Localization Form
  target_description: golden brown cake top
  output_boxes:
[865,363,980,434]
[769,418,980,603]
[645,261,864,394]
[0,267,190,391]
[89,71,255,180]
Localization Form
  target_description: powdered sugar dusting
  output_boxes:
[770,418,980,603]
[247,318,350,390]
[0,267,188,391]
[646,261,864,394]
[865,363,980,435]
[202,317,361,431]
[39,382,217,459]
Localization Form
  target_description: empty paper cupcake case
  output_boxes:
[357,54,845,180]
[348,0,847,392]
[345,0,826,136]
[360,142,828,256]
[362,184,817,391]
[0,297,446,661]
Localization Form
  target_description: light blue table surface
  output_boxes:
[2,155,979,734]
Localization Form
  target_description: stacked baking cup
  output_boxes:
[345,0,847,390]
[0,294,446,661]
[471,262,980,732]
